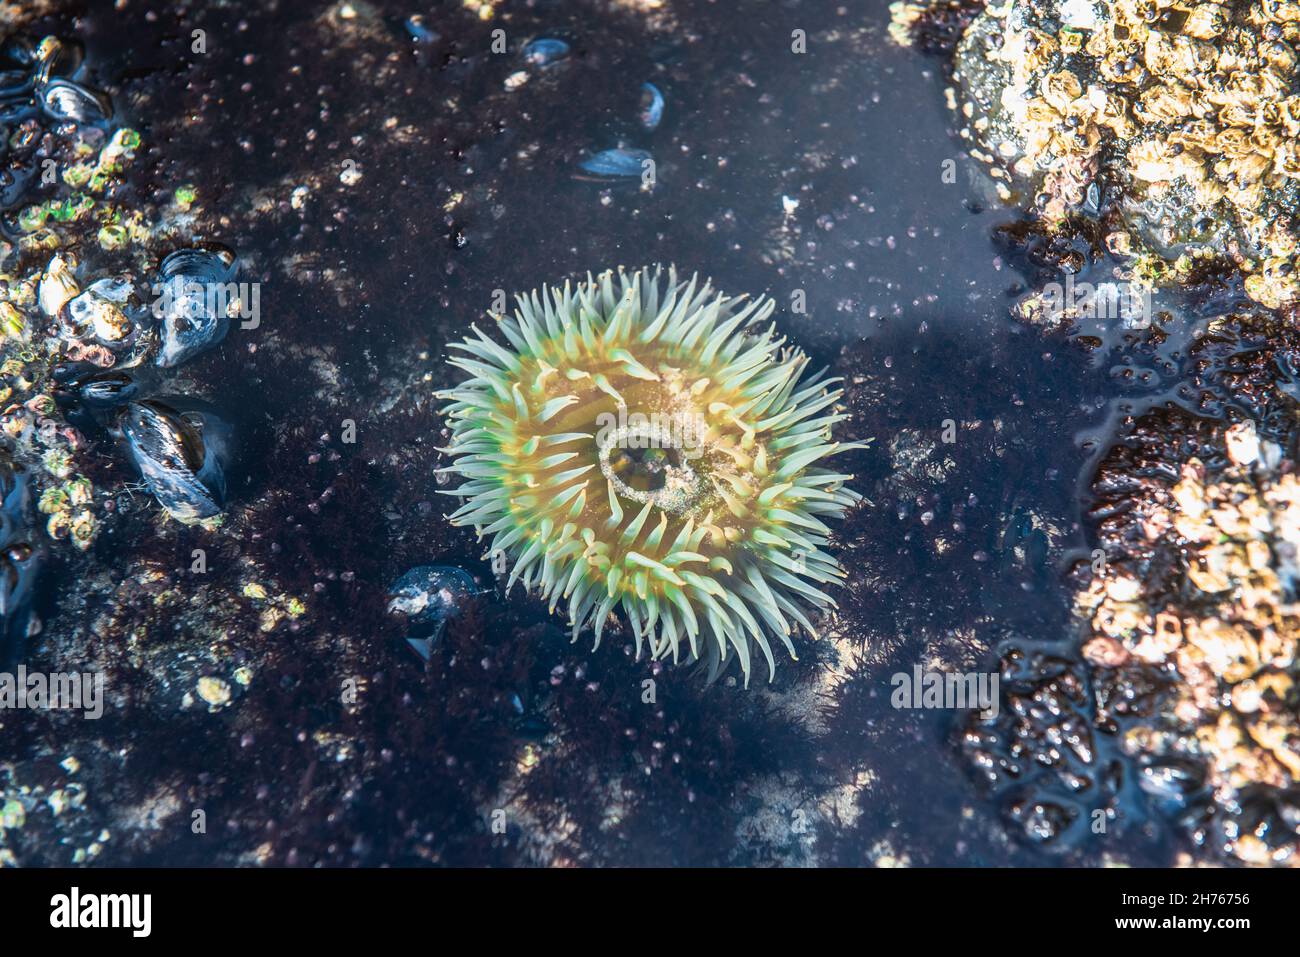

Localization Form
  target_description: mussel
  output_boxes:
[54,365,140,434]
[38,77,111,125]
[153,244,239,368]
[0,67,32,98]
[388,566,480,661]
[1137,758,1207,808]
[0,458,38,670]
[31,35,83,85]
[118,399,230,522]
[0,35,36,70]
[578,147,652,179]
[0,161,35,209]
[638,82,664,131]
[522,38,570,68]
[0,92,36,124]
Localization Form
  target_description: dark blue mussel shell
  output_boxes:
[578,147,652,179]
[0,35,100,127]
[638,82,664,131]
[387,566,480,661]
[118,398,231,522]
[0,459,39,670]
[154,244,239,368]
[53,362,143,409]
[52,360,150,434]
[38,77,110,125]
[522,38,569,67]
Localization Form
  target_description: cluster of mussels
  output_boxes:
[48,242,239,524]
[0,32,239,657]
[894,0,1300,308]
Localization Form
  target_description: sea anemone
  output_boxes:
[438,266,862,685]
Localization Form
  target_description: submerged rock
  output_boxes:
[1076,397,1300,865]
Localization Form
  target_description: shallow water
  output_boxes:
[0,0,1280,867]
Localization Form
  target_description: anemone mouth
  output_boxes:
[597,419,703,514]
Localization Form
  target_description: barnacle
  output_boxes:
[1078,417,1300,863]
[903,0,1300,308]
[438,266,863,685]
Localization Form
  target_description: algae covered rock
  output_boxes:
[908,0,1300,308]
[1079,401,1300,865]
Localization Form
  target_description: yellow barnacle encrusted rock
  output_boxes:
[439,266,864,685]
[1078,416,1300,862]
[936,0,1300,308]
